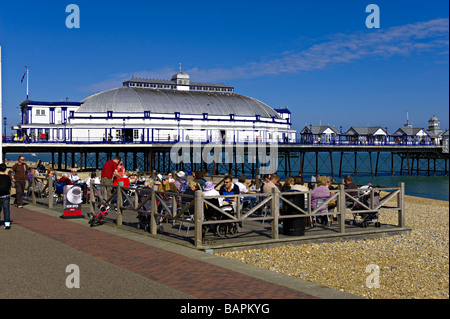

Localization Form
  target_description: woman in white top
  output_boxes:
[202,181,224,206]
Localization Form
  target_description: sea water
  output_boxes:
[8,152,449,202]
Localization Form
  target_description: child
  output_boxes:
[0,163,12,229]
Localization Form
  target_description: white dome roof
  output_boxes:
[78,87,281,118]
[171,72,190,81]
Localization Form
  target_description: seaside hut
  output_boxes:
[299,125,340,144]
[392,127,431,145]
[442,130,449,154]
[343,126,389,145]
[14,71,296,144]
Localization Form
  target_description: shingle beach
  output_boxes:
[217,196,449,299]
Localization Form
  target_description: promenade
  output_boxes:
[0,203,360,303]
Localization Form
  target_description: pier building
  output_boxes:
[15,71,296,144]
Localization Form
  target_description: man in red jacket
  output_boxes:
[100,156,122,201]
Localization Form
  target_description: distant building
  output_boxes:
[442,130,449,153]
[426,115,444,144]
[299,125,340,144]
[344,126,389,145]
[393,127,431,145]
[14,72,296,144]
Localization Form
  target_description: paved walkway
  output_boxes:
[1,203,360,303]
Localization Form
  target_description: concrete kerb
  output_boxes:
[20,203,362,299]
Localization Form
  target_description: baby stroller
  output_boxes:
[136,187,152,232]
[89,205,110,227]
[350,184,381,228]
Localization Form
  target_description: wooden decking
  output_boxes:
[26,178,412,252]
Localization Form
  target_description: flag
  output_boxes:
[21,68,27,84]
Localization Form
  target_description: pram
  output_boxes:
[136,187,152,232]
[89,205,110,227]
[349,184,381,228]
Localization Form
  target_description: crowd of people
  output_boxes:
[1,153,362,231]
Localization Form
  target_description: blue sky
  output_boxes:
[0,0,448,135]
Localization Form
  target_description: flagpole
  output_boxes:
[26,66,29,100]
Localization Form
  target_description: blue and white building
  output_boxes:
[15,72,296,144]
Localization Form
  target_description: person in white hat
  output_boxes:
[174,171,188,193]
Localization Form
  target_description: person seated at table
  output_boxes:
[129,174,138,185]
[46,168,57,182]
[85,172,100,197]
[235,174,256,209]
[27,168,36,191]
[343,175,358,207]
[203,181,223,206]
[54,173,73,201]
[113,175,130,187]
[70,168,80,184]
[290,176,308,192]
[219,175,240,211]
[259,174,271,193]
[262,174,280,194]
[184,180,199,197]
[311,175,331,224]
[281,177,295,192]
[193,170,206,191]
[157,175,178,193]
[174,171,189,193]
[343,175,358,196]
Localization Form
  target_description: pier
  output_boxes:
[3,141,449,177]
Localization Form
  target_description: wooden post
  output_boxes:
[31,173,36,205]
[271,187,280,239]
[338,183,346,233]
[194,190,203,247]
[116,182,123,226]
[150,185,158,235]
[255,174,261,192]
[89,178,95,218]
[48,176,53,209]
[397,182,405,228]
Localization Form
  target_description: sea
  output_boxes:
[7,152,449,202]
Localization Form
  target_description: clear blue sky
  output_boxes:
[1,0,448,135]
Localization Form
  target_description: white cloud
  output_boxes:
[81,18,449,92]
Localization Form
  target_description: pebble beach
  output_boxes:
[217,196,449,299]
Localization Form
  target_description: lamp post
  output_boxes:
[3,117,6,139]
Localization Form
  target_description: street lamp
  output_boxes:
[3,117,6,139]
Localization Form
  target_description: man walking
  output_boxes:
[8,155,28,208]
[0,163,12,229]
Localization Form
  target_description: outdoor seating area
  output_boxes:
[24,172,410,249]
